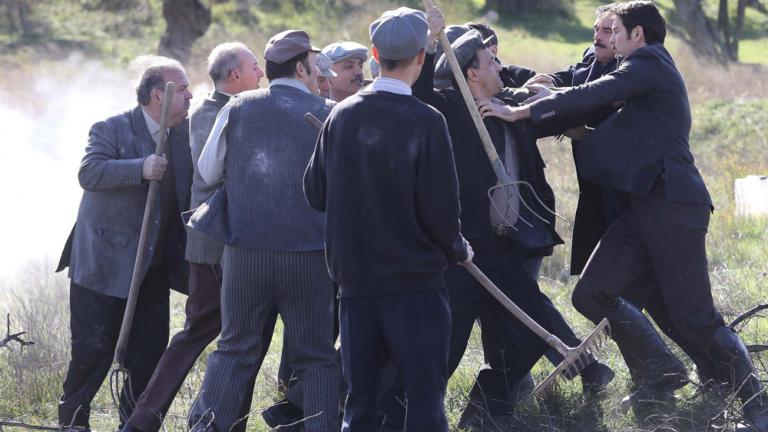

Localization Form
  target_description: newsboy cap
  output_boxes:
[264,30,320,64]
[322,41,369,64]
[316,52,338,78]
[369,7,428,61]
[435,29,494,80]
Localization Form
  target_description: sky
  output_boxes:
[0,56,209,280]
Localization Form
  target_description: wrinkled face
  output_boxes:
[330,57,365,99]
[236,49,264,91]
[609,16,642,58]
[162,69,192,127]
[593,14,615,64]
[317,75,330,98]
[468,47,503,97]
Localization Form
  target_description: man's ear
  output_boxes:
[467,67,479,83]
[150,87,163,105]
[416,48,426,66]
[371,46,380,62]
[230,68,241,82]
[633,25,644,43]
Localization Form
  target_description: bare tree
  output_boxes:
[2,0,33,36]
[673,0,751,62]
[158,0,212,63]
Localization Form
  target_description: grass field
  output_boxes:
[1,1,767,431]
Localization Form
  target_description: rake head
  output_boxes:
[109,365,137,423]
[533,318,612,398]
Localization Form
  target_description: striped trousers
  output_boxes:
[189,247,340,432]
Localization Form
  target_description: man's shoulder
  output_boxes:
[92,107,134,135]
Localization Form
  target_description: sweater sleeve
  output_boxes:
[415,114,468,262]
[303,119,329,212]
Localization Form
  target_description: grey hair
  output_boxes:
[131,55,185,105]
[208,42,249,85]
[596,2,617,16]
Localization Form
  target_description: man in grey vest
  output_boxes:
[122,42,264,432]
[55,55,193,430]
[187,30,340,432]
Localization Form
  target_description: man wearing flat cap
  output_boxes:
[410,7,609,427]
[305,7,471,431]
[186,29,340,432]
[316,52,337,98]
[321,40,368,102]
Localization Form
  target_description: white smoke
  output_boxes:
[0,54,210,280]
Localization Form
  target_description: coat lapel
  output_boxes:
[130,106,157,158]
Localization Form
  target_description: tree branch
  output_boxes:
[0,313,34,350]
[0,420,65,431]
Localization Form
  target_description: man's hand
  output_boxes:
[522,83,555,104]
[477,100,530,122]
[462,241,474,263]
[564,126,589,140]
[426,6,446,49]
[524,73,555,88]
[142,154,168,181]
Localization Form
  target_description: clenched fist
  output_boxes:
[142,154,168,181]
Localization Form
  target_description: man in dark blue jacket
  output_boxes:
[482,2,768,429]
[304,7,470,431]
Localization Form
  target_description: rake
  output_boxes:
[110,81,177,421]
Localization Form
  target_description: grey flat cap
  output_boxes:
[370,7,428,61]
[435,29,493,80]
[317,52,337,77]
[322,41,369,64]
[264,29,320,64]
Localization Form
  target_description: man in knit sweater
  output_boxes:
[186,30,340,432]
[304,7,471,431]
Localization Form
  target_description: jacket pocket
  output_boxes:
[95,226,133,249]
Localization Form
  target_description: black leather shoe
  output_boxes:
[580,361,615,397]
[261,398,304,430]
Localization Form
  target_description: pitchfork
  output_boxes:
[110,81,176,420]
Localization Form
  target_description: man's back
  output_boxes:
[305,89,466,296]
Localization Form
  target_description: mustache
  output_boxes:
[594,41,607,49]
[352,74,364,85]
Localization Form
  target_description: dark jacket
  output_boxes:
[541,47,622,275]
[415,53,563,255]
[530,43,712,207]
[499,62,537,89]
[304,89,467,297]
[57,106,192,298]
[189,85,334,251]
[184,91,230,265]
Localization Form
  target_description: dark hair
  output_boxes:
[595,2,617,17]
[612,1,666,44]
[377,48,424,72]
[449,52,481,90]
[466,22,498,46]
[265,51,311,81]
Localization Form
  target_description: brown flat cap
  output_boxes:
[264,30,321,64]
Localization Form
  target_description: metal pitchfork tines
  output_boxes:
[462,262,611,397]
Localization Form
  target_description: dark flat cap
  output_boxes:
[435,29,493,80]
[322,41,369,64]
[264,30,320,64]
[370,7,428,61]
[434,25,471,61]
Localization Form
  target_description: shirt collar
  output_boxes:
[370,77,412,96]
[269,78,311,94]
[140,107,167,145]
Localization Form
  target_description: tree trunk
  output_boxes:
[158,0,211,63]
[673,0,728,61]
[4,0,33,36]
[486,0,572,17]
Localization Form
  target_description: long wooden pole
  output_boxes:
[422,0,507,182]
[113,81,176,366]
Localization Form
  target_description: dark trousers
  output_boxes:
[573,181,726,360]
[128,263,256,432]
[447,242,553,415]
[59,265,170,429]
[340,286,451,432]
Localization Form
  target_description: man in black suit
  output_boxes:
[481,2,768,429]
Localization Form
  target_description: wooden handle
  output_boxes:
[304,112,323,130]
[462,262,567,352]
[113,81,176,366]
[421,0,508,182]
